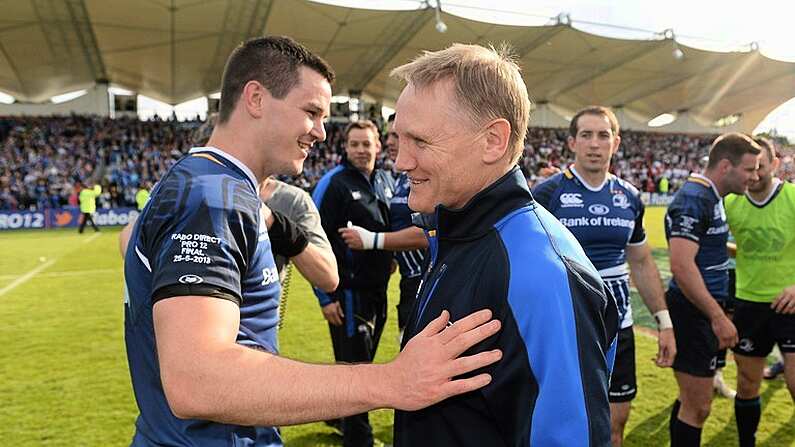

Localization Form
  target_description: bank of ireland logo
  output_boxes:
[560,193,583,207]
[261,267,279,286]
[612,193,630,209]
[179,274,204,285]
[588,204,610,215]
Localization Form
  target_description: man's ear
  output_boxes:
[482,118,511,165]
[718,158,733,175]
[242,80,267,120]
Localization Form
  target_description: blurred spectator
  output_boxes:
[1,115,793,211]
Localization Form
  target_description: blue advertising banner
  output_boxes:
[0,207,140,230]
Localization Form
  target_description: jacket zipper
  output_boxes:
[415,263,448,325]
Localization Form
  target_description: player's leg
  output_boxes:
[667,288,717,446]
[78,212,87,233]
[608,327,637,447]
[673,371,714,446]
[734,354,765,447]
[610,402,631,447]
[397,275,420,343]
[339,289,378,447]
[732,298,774,447]
[88,213,99,231]
[784,352,795,402]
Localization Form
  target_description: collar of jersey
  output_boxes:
[569,165,611,192]
[690,173,721,200]
[746,178,782,206]
[189,146,258,192]
[425,166,533,241]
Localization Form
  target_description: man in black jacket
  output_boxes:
[312,120,395,447]
[390,43,619,446]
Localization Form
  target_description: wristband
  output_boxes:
[348,222,383,250]
[654,310,673,330]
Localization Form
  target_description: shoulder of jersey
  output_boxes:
[537,171,566,189]
[612,175,640,197]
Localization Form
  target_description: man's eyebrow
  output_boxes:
[402,129,428,141]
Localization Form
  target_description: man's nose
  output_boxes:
[395,145,415,171]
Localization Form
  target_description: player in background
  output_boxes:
[664,133,760,446]
[725,137,795,447]
[339,113,428,341]
[533,105,676,446]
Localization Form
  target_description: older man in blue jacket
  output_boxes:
[390,43,619,447]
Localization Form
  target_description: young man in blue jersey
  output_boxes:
[533,106,676,447]
[664,133,760,446]
[390,43,618,447]
[123,36,503,447]
[339,113,429,342]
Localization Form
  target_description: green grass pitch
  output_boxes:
[0,208,792,446]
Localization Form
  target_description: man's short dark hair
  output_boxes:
[752,136,777,162]
[569,106,620,138]
[707,132,761,168]
[218,36,335,124]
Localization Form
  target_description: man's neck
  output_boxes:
[205,129,264,182]
[747,178,778,203]
[572,163,608,189]
[702,170,726,197]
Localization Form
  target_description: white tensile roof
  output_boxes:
[2,0,794,132]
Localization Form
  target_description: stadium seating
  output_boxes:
[1,115,792,211]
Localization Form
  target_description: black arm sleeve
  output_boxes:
[268,210,310,258]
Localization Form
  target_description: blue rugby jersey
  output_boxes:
[533,167,646,329]
[664,173,730,299]
[390,172,426,278]
[124,147,283,446]
[395,168,618,447]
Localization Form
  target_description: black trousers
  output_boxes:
[78,212,99,233]
[328,287,388,447]
[397,275,422,330]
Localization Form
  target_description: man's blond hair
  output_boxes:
[390,43,532,163]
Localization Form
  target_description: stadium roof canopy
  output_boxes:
[2,0,795,133]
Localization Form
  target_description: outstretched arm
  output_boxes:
[154,298,502,426]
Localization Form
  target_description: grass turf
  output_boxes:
[0,211,792,446]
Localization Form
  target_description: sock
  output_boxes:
[671,417,701,447]
[669,400,681,441]
[735,396,761,447]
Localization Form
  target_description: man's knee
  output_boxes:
[681,400,712,424]
[736,367,762,398]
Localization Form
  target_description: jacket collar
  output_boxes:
[413,167,533,241]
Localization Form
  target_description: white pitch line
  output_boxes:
[0,259,56,297]
[83,233,101,244]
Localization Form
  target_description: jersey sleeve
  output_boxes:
[145,186,258,306]
[295,188,332,253]
[628,195,647,245]
[665,196,709,243]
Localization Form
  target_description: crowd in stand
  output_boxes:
[1,115,793,211]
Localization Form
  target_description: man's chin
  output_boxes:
[408,198,433,214]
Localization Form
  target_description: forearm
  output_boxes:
[383,226,428,251]
[292,243,339,292]
[166,344,392,426]
[671,261,723,319]
[629,255,667,314]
